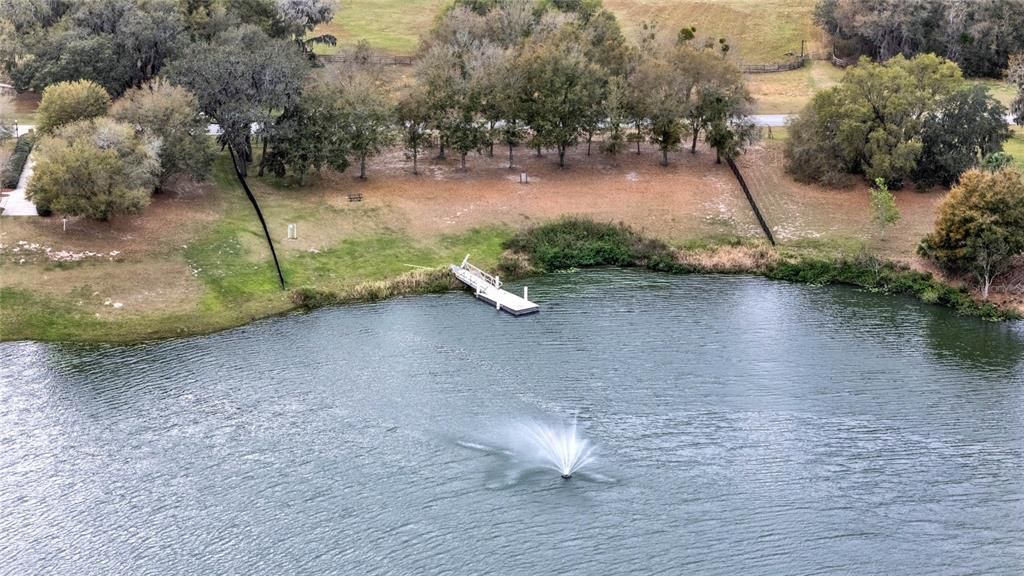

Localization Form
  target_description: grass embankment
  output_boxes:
[499,218,1020,321]
[606,0,822,63]
[317,0,821,62]
[315,0,446,55]
[0,228,509,342]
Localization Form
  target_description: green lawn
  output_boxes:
[318,0,822,61]
[316,0,446,55]
[1005,127,1024,171]
[585,0,822,63]
[973,78,1017,107]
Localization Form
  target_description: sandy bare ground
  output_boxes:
[340,142,765,242]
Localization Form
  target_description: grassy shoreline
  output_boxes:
[2,220,1017,344]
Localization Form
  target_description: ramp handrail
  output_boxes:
[457,256,500,288]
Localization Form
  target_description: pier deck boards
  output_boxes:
[450,257,539,316]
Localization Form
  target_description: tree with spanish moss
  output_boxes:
[1009,53,1024,126]
[262,82,349,183]
[166,25,308,288]
[28,117,160,221]
[633,56,687,166]
[397,92,431,176]
[36,79,111,134]
[786,54,1009,187]
[110,81,214,188]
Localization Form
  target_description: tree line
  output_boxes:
[0,0,336,95]
[8,0,755,288]
[815,0,1024,78]
[9,0,757,204]
[266,0,755,182]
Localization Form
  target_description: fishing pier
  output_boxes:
[450,256,539,316]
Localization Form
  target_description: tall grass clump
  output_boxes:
[291,267,459,309]
[502,217,677,272]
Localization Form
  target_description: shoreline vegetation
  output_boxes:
[299,218,1020,322]
[3,219,1017,345]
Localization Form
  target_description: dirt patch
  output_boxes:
[737,141,945,256]
[330,142,761,243]
[0,180,223,259]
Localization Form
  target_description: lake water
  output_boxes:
[2,270,1023,575]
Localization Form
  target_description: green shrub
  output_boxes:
[36,80,111,134]
[503,217,679,272]
[1,135,33,189]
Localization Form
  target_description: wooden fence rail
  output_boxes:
[740,57,807,74]
[320,54,414,66]
[321,47,842,75]
[830,54,858,68]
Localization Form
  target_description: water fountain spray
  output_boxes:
[517,417,596,480]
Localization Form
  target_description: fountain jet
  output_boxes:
[516,417,596,480]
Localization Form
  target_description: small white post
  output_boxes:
[520,172,528,184]
[495,275,500,289]
[62,217,67,232]
[523,286,528,300]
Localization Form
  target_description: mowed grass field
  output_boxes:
[604,0,822,63]
[315,0,446,54]
[319,0,822,62]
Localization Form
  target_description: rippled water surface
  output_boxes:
[2,271,1023,575]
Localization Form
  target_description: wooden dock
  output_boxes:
[450,256,539,316]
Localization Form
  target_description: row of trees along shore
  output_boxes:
[268,0,756,179]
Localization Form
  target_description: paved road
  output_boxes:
[751,114,791,127]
